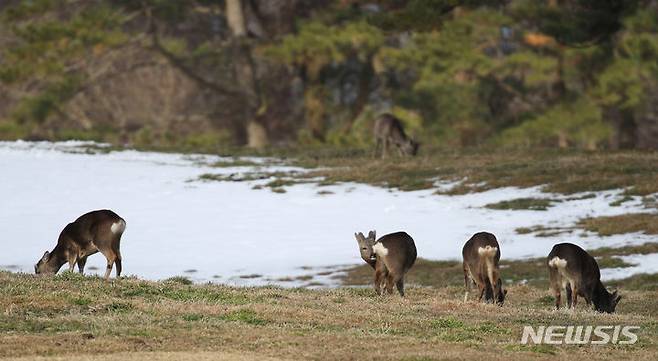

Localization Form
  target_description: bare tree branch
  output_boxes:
[142,2,244,99]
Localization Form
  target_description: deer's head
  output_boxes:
[34,251,59,275]
[496,278,508,306]
[400,139,420,156]
[355,230,376,262]
[594,288,622,313]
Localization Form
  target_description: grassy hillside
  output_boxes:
[0,271,656,361]
[197,146,658,197]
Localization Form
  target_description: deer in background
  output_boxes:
[35,209,126,280]
[355,230,417,296]
[547,243,622,313]
[462,232,506,305]
[373,113,420,158]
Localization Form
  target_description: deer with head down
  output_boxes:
[35,209,126,280]
[355,230,417,296]
[373,113,420,158]
[462,232,506,305]
[547,243,621,313]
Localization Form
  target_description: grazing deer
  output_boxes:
[462,232,506,305]
[373,113,419,158]
[35,209,126,280]
[354,230,417,296]
[547,243,621,313]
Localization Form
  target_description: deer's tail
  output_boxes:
[478,245,498,286]
[111,219,126,235]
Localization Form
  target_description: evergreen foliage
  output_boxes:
[0,0,656,149]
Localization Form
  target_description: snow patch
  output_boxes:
[600,253,658,281]
[0,141,656,286]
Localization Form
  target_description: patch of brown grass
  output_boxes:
[290,149,658,195]
[0,271,656,361]
[579,214,658,236]
[590,243,658,257]
[3,351,283,361]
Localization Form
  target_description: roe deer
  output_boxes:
[355,230,417,296]
[373,113,419,158]
[462,232,506,305]
[35,209,126,280]
[547,243,621,313]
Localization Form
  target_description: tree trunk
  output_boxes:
[605,107,637,149]
[636,84,658,150]
[341,60,374,135]
[225,0,268,148]
[557,131,568,148]
[226,0,247,37]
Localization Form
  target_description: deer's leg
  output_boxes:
[565,283,573,309]
[382,138,388,159]
[492,277,502,305]
[463,263,471,302]
[67,254,77,273]
[97,245,117,281]
[483,278,494,303]
[396,144,405,157]
[374,269,384,296]
[584,296,592,306]
[477,279,486,301]
[374,260,389,295]
[77,256,88,274]
[104,259,114,280]
[554,290,561,310]
[395,277,405,297]
[385,273,396,295]
[548,266,561,309]
[478,286,485,301]
[571,285,578,309]
[112,242,122,278]
[115,255,122,278]
[476,272,486,301]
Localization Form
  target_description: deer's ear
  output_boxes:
[368,230,376,239]
[42,251,50,261]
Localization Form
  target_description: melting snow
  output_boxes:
[0,141,655,286]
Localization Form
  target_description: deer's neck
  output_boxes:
[363,257,377,269]
[49,244,70,271]
[591,280,609,305]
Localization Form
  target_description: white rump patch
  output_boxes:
[111,220,126,235]
[372,242,389,257]
[477,245,497,257]
[548,257,567,269]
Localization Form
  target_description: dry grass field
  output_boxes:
[2,147,656,360]
[1,270,656,361]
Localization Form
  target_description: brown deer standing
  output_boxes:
[462,232,506,305]
[355,230,417,296]
[547,243,622,313]
[35,209,126,280]
[373,113,419,158]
